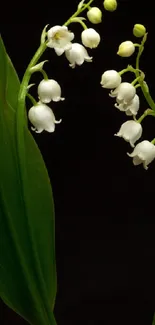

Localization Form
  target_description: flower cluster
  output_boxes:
[100,24,155,170]
[27,0,110,133]
[25,0,155,170]
[28,79,64,133]
[47,25,100,66]
[28,21,101,133]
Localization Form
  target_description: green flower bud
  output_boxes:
[133,24,146,38]
[87,7,102,24]
[117,41,135,57]
[103,0,117,12]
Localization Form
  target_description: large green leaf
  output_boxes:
[0,36,57,325]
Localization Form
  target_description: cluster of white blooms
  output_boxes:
[28,19,101,133]
[26,0,155,170]
[47,25,100,65]
[28,79,64,133]
[27,0,119,134]
[100,69,155,169]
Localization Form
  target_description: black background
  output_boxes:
[0,0,155,324]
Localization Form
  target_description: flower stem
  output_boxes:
[133,43,140,47]
[135,84,141,89]
[16,0,95,187]
[16,41,47,192]
[26,93,38,106]
[69,17,88,29]
[137,108,155,123]
[64,0,94,26]
[118,68,130,76]
[40,69,48,80]
[135,33,155,111]
[131,76,141,86]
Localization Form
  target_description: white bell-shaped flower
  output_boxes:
[38,79,65,103]
[127,140,155,170]
[115,120,142,148]
[110,82,136,105]
[47,25,74,56]
[117,41,135,57]
[65,43,92,68]
[28,102,62,133]
[81,28,100,49]
[115,94,140,116]
[100,70,121,89]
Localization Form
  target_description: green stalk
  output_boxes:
[69,17,88,29]
[26,93,38,106]
[15,2,95,322]
[135,33,155,111]
[137,108,155,123]
[16,41,58,325]
[64,0,94,26]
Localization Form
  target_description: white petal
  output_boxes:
[84,56,93,62]
[54,47,65,56]
[46,40,54,48]
[133,156,143,165]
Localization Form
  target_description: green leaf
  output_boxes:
[152,313,155,325]
[0,36,57,325]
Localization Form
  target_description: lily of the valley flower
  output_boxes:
[81,28,100,49]
[100,70,122,89]
[115,94,140,116]
[117,41,135,57]
[87,7,102,24]
[115,120,142,147]
[38,79,65,103]
[127,140,155,170]
[65,43,92,68]
[110,82,136,105]
[47,25,74,56]
[28,102,62,133]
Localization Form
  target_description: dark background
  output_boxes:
[0,0,155,324]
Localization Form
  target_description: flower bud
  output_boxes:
[117,41,135,57]
[133,24,146,38]
[87,7,102,24]
[38,79,65,103]
[115,120,142,148]
[103,0,117,12]
[100,70,121,89]
[127,140,155,170]
[81,28,100,49]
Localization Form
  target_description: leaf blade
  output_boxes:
[0,36,57,325]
